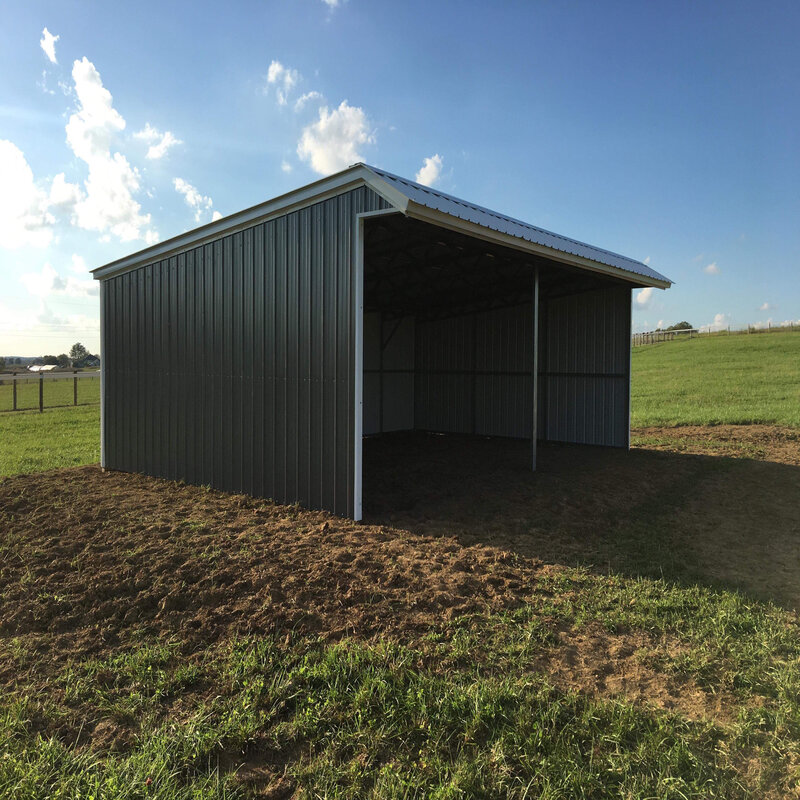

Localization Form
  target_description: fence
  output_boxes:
[633,322,799,347]
[0,371,100,413]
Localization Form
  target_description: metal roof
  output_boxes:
[93,162,671,288]
[362,164,671,287]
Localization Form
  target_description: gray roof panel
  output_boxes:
[362,164,671,286]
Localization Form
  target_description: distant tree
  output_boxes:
[666,321,693,331]
[42,355,59,365]
[0,356,5,372]
[57,354,71,368]
[69,342,89,362]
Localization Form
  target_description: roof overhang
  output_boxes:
[92,163,670,290]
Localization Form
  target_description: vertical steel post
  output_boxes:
[39,375,43,412]
[12,377,17,411]
[531,266,539,471]
[74,372,78,406]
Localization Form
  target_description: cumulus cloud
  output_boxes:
[703,262,720,275]
[294,91,323,112]
[281,160,292,173]
[759,302,774,311]
[266,60,300,106]
[134,123,182,159]
[297,101,374,175]
[174,177,215,222]
[40,28,59,64]
[0,140,54,249]
[65,57,155,242]
[699,313,730,332]
[416,154,443,187]
[643,256,651,265]
[634,287,654,307]
[48,172,83,212]
[20,261,98,299]
[321,0,340,6]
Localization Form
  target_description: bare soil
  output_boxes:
[1,424,798,726]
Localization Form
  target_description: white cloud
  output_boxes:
[699,312,730,332]
[297,101,374,175]
[20,261,98,299]
[69,254,89,275]
[266,60,300,106]
[211,210,222,222]
[321,0,340,6]
[643,256,651,265]
[133,123,182,159]
[703,262,720,275]
[657,319,665,329]
[48,172,83,212]
[415,154,443,187]
[65,57,155,242]
[294,91,323,112]
[174,177,214,222]
[634,287,654,307]
[0,140,54,249]
[759,302,774,311]
[281,159,292,173]
[40,28,59,64]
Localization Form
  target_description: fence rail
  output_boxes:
[633,323,799,347]
[0,371,100,413]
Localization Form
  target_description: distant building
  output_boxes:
[73,354,101,368]
[28,364,57,372]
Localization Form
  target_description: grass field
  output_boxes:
[1,331,799,797]
[631,329,800,428]
[0,373,100,412]
[0,405,100,476]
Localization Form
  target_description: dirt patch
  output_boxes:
[540,623,735,724]
[0,465,540,671]
[632,424,800,465]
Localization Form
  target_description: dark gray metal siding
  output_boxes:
[102,186,389,516]
[412,285,631,446]
[415,304,533,439]
[540,286,631,447]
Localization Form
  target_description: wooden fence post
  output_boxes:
[39,375,44,413]
[12,376,17,411]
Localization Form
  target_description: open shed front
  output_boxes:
[357,212,633,519]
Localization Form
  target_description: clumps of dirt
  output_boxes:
[539,623,735,724]
[0,465,541,670]
[632,424,800,466]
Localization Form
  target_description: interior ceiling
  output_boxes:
[364,215,633,321]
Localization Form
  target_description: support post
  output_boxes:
[12,377,17,411]
[531,266,539,471]
[39,375,43,413]
[74,372,78,406]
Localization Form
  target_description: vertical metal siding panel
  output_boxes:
[176,253,187,480]
[285,212,299,503]
[310,203,324,509]
[202,244,214,486]
[252,225,265,497]
[185,251,196,485]
[297,207,311,508]
[321,200,337,511]
[335,191,352,515]
[274,217,288,503]
[242,228,254,495]
[263,220,277,500]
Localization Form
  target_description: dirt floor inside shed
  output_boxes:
[1,425,797,721]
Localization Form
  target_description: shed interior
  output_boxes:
[362,213,634,449]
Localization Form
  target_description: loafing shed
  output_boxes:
[92,164,671,520]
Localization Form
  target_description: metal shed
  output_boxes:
[92,164,671,520]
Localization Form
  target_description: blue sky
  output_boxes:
[1,0,798,356]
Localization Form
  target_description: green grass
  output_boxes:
[0,374,100,412]
[3,575,799,798]
[631,330,800,428]
[0,404,100,476]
